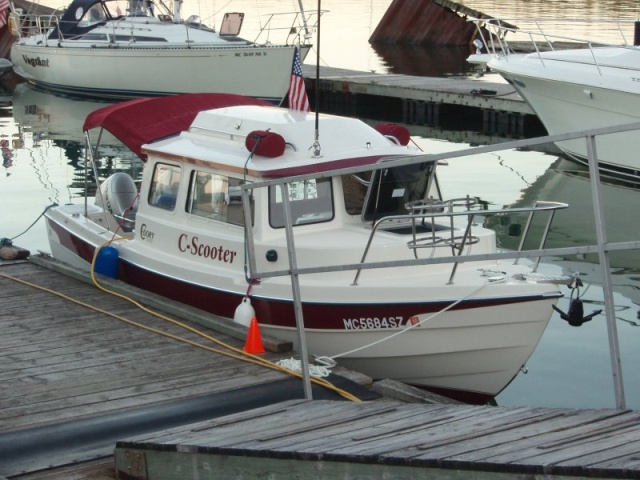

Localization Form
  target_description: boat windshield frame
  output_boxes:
[49,0,157,39]
[362,160,435,223]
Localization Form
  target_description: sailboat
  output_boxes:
[8,0,313,101]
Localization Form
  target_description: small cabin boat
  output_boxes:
[44,93,568,403]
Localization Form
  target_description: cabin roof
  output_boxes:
[145,105,417,178]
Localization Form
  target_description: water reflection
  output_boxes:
[516,157,640,271]
[370,44,477,77]
[11,84,142,197]
[13,83,114,143]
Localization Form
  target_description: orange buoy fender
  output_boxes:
[375,123,411,146]
[245,130,286,157]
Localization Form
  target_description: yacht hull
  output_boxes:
[488,48,640,179]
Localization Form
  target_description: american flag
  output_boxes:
[288,46,311,112]
[0,0,10,29]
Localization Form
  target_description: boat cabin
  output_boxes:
[86,95,489,280]
[48,0,219,41]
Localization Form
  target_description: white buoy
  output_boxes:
[233,296,255,327]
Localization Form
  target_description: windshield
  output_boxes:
[362,162,434,222]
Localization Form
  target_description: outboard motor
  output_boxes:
[95,172,138,230]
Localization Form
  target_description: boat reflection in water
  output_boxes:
[11,84,142,195]
[370,43,477,77]
[12,83,116,143]
[491,156,640,272]
[495,160,640,409]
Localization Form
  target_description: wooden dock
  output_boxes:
[0,257,376,478]
[115,399,640,480]
[4,257,640,480]
[302,65,546,138]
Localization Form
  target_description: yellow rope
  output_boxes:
[1,245,362,402]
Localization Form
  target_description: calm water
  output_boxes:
[2,0,640,409]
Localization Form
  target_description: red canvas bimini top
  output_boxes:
[83,93,273,160]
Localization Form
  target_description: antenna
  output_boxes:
[313,0,321,157]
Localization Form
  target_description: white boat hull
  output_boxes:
[45,202,560,404]
[488,48,640,178]
[266,298,556,401]
[11,43,307,102]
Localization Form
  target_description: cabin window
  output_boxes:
[77,3,107,27]
[127,0,153,16]
[103,0,130,19]
[269,178,334,228]
[342,173,372,216]
[148,163,181,211]
[187,171,252,226]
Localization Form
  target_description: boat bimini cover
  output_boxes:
[83,93,273,161]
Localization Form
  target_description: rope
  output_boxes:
[88,242,361,401]
[470,88,517,98]
[276,357,331,378]
[6,203,57,242]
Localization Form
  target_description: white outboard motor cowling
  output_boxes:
[95,172,138,227]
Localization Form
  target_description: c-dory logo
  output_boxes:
[22,55,50,68]
[140,224,155,242]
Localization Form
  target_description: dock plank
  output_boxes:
[0,259,379,478]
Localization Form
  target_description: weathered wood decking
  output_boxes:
[115,399,640,479]
[0,257,375,478]
[3,257,640,480]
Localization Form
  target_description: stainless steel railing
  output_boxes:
[351,199,567,286]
